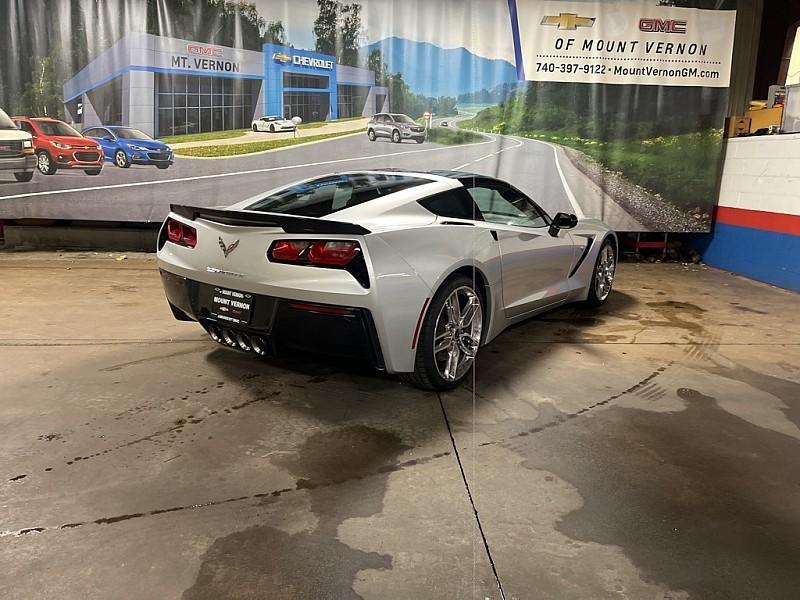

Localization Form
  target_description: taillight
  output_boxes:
[165,217,197,248]
[268,240,361,267]
[270,240,310,262]
[307,241,361,266]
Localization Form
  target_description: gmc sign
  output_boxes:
[639,18,687,34]
[187,44,223,57]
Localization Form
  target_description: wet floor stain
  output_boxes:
[511,387,800,599]
[182,426,411,600]
[1,446,451,539]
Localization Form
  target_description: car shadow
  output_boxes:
[202,290,639,396]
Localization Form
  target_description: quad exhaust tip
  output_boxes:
[236,332,252,352]
[207,324,268,356]
[221,328,239,347]
[251,336,268,356]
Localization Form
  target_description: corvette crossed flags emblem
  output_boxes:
[218,237,240,258]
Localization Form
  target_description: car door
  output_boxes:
[94,128,116,160]
[464,178,576,317]
[377,114,390,138]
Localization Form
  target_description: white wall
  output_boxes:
[718,133,800,216]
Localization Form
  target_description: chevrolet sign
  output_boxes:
[292,55,334,70]
[272,52,292,65]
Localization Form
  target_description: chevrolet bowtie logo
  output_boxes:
[541,13,596,30]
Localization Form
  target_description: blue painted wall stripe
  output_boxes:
[698,223,800,292]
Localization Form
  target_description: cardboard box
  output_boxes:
[724,116,751,137]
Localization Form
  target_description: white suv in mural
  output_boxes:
[367,113,426,144]
[0,108,36,182]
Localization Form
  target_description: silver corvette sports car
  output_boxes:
[157,170,617,390]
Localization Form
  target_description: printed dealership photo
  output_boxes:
[0,0,736,232]
[4,1,800,600]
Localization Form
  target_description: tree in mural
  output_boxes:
[313,0,364,66]
[0,0,286,117]
[264,21,289,46]
[367,48,388,86]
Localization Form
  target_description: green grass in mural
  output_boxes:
[460,103,722,210]
[426,128,484,145]
[174,130,359,157]
[518,130,723,210]
[160,129,249,144]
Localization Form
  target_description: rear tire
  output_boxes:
[402,274,484,391]
[586,238,616,306]
[270,124,275,133]
[14,171,33,182]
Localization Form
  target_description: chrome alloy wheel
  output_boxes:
[595,244,616,301]
[433,286,483,382]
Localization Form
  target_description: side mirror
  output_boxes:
[549,212,578,237]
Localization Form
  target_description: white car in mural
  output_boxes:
[156,171,617,390]
[251,116,296,133]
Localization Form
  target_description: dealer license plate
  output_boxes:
[210,287,253,325]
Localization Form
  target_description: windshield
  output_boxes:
[391,114,415,124]
[35,120,82,137]
[247,173,428,217]
[0,109,18,130]
[115,128,152,140]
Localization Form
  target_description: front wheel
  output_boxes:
[252,124,259,132]
[114,150,130,168]
[391,130,401,143]
[586,239,616,306]
[156,164,170,170]
[37,152,57,175]
[415,137,425,144]
[367,129,376,141]
[14,171,34,182]
[403,275,484,391]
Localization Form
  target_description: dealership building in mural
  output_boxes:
[62,32,389,137]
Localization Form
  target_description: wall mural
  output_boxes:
[0,0,736,232]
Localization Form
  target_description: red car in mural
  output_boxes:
[12,117,104,176]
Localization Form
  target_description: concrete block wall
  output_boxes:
[698,133,800,291]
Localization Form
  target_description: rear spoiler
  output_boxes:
[170,204,371,235]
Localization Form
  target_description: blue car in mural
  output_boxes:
[81,126,173,169]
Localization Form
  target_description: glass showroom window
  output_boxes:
[155,73,258,136]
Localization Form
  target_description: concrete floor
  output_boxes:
[1,252,799,600]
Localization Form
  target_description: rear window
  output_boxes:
[246,173,429,217]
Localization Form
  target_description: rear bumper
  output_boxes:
[0,155,36,171]
[161,269,385,369]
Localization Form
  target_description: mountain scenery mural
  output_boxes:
[361,36,518,97]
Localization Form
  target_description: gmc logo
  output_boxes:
[639,18,687,34]
[187,44,223,57]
